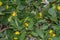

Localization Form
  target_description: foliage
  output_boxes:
[0,0,60,40]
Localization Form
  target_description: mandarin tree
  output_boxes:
[0,0,60,40]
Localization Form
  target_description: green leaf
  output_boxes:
[48,6,57,17]
[36,29,44,38]
[48,6,58,24]
[0,6,5,12]
[31,32,38,37]
[6,30,14,40]
[18,5,25,10]
[19,30,26,40]
[28,19,34,30]
[52,25,60,30]
[47,0,56,2]
[52,37,60,40]
[42,24,49,30]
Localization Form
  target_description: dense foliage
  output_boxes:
[0,0,60,40]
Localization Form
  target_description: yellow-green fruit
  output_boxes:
[52,34,56,37]
[39,12,43,18]
[12,11,17,17]
[25,22,29,27]
[48,38,52,40]
[14,37,18,40]
[49,30,54,34]
[6,5,9,9]
[0,1,3,6]
[42,0,45,2]
[14,31,20,35]
[57,6,60,10]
